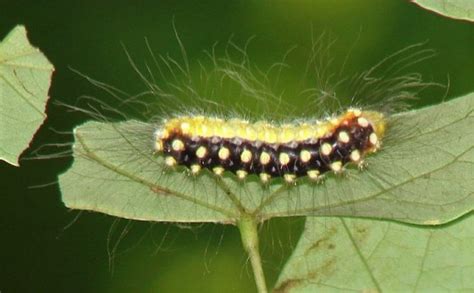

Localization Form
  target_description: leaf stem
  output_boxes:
[238,214,268,293]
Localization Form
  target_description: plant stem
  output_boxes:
[238,214,268,293]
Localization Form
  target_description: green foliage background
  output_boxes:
[1,1,473,292]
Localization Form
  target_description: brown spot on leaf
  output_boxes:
[273,278,305,293]
[150,185,171,196]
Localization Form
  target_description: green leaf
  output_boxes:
[413,0,474,22]
[0,25,54,166]
[260,94,474,225]
[59,94,473,224]
[274,214,474,292]
[61,121,240,223]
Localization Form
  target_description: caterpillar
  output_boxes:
[45,40,433,189]
[154,108,386,183]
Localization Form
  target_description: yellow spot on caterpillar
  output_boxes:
[236,170,248,179]
[245,126,258,141]
[330,117,340,126]
[369,133,379,145]
[190,164,201,174]
[349,108,362,117]
[160,129,169,139]
[279,125,295,143]
[200,124,210,136]
[218,147,230,160]
[196,146,207,159]
[165,156,176,167]
[180,122,191,134]
[300,150,311,163]
[264,129,278,144]
[228,119,247,138]
[172,139,185,151]
[350,150,361,162]
[321,143,332,156]
[154,140,163,152]
[240,149,253,163]
[260,151,271,165]
[295,124,311,141]
[215,123,230,138]
[284,174,296,183]
[213,166,224,176]
[363,111,386,139]
[259,173,271,183]
[307,170,320,180]
[330,161,343,172]
[338,131,350,143]
[255,122,270,141]
[315,124,331,138]
[236,124,248,138]
[357,117,369,128]
[279,152,290,165]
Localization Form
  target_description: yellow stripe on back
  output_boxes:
[162,109,385,144]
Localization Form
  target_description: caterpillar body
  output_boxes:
[154,108,386,183]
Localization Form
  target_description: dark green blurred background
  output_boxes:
[1,1,473,292]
